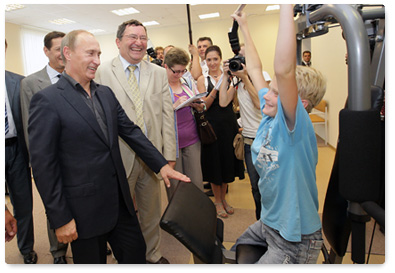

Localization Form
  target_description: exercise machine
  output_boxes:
[294,4,385,264]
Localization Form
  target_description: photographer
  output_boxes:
[155,46,164,64]
[147,44,163,67]
[219,45,263,220]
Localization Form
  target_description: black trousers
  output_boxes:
[70,195,146,264]
[5,140,34,255]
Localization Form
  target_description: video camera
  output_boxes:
[227,20,245,72]
[146,40,163,67]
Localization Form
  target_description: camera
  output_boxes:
[227,20,245,72]
[151,58,163,66]
[146,40,163,67]
[228,54,245,72]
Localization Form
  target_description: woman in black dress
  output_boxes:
[197,45,245,218]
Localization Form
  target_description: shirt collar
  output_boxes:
[119,55,141,73]
[62,71,98,95]
[62,71,78,86]
[46,64,62,80]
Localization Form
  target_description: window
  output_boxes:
[21,27,47,75]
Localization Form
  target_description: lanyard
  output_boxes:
[180,84,195,98]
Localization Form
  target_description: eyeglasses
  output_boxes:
[123,34,148,42]
[169,67,187,75]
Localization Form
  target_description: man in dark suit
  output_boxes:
[28,30,190,264]
[5,40,37,264]
[20,31,69,264]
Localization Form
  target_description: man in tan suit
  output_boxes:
[95,19,176,264]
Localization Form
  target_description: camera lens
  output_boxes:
[229,60,241,72]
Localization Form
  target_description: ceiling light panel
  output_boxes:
[143,21,159,26]
[266,5,280,11]
[111,7,140,16]
[88,29,106,34]
[49,18,76,25]
[5,4,25,12]
[198,12,220,20]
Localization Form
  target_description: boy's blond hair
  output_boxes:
[295,66,326,113]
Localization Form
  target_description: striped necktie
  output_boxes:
[127,65,145,130]
[5,103,9,135]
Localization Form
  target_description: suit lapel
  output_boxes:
[36,67,52,90]
[112,57,152,105]
[112,56,136,105]
[139,60,152,102]
[58,78,109,146]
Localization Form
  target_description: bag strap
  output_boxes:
[207,76,215,93]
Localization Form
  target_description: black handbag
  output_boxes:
[193,109,217,145]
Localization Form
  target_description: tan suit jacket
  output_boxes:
[95,56,176,176]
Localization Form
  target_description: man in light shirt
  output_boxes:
[189,37,213,80]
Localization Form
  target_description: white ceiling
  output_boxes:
[5,4,278,36]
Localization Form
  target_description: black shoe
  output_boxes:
[147,256,170,264]
[54,256,67,264]
[106,247,112,255]
[23,251,38,264]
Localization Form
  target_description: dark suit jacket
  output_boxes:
[28,76,168,239]
[5,70,29,165]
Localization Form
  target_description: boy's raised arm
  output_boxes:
[231,12,269,92]
[274,4,299,129]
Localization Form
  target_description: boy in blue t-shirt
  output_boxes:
[231,5,327,263]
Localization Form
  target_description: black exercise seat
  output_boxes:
[160,182,235,264]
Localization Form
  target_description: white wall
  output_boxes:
[5,22,24,75]
[311,26,348,148]
[6,12,351,148]
[97,12,280,77]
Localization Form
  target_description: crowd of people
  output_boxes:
[5,4,326,264]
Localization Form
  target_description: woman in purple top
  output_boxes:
[164,47,205,200]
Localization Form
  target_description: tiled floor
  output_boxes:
[4,136,385,264]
